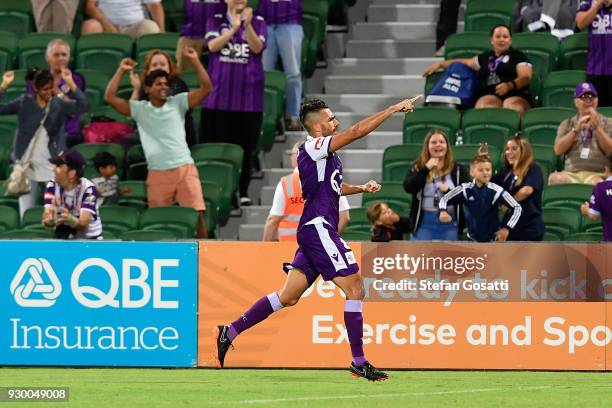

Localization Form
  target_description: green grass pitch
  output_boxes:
[1,368,611,407]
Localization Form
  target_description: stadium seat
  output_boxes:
[134,32,179,67]
[0,204,19,231]
[99,205,140,234]
[464,0,514,32]
[118,181,147,210]
[341,230,372,241]
[598,107,612,118]
[0,229,53,239]
[78,69,111,110]
[140,206,199,238]
[201,180,221,237]
[196,162,234,225]
[539,70,586,108]
[382,144,422,182]
[542,231,561,241]
[301,14,320,76]
[424,70,445,97]
[462,108,520,150]
[0,182,19,211]
[522,107,575,146]
[565,231,603,242]
[2,69,29,102]
[120,229,177,241]
[361,182,412,217]
[76,33,134,76]
[180,70,198,89]
[559,32,587,70]
[264,70,287,124]
[452,144,501,170]
[0,31,18,71]
[191,143,244,191]
[542,206,582,237]
[584,224,603,234]
[302,0,329,54]
[18,32,76,69]
[73,143,125,170]
[0,116,17,152]
[127,144,146,164]
[260,88,280,151]
[343,207,371,235]
[542,183,593,210]
[531,143,560,174]
[21,205,45,229]
[403,107,461,145]
[444,32,490,60]
[511,32,559,77]
[0,2,33,38]
[126,144,147,180]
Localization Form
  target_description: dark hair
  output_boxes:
[144,69,169,87]
[490,23,512,37]
[299,99,329,127]
[93,151,117,170]
[26,68,53,90]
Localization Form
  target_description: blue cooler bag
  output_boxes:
[425,62,479,109]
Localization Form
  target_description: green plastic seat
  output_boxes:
[403,107,461,145]
[584,224,603,234]
[444,32,490,59]
[302,0,328,53]
[511,33,559,77]
[598,107,612,118]
[0,229,54,239]
[566,231,603,242]
[341,229,372,241]
[542,206,582,237]
[0,182,19,211]
[522,107,575,146]
[99,205,140,233]
[0,116,17,154]
[301,14,320,76]
[18,32,76,69]
[125,144,147,180]
[462,108,520,150]
[531,143,560,174]
[361,182,412,217]
[2,68,29,102]
[542,231,561,241]
[559,32,587,70]
[539,70,586,108]
[135,32,179,67]
[191,143,244,191]
[0,204,19,230]
[264,70,287,122]
[73,143,125,169]
[0,2,33,38]
[76,33,134,76]
[260,88,280,152]
[140,206,199,239]
[0,31,18,70]
[21,205,45,228]
[542,183,593,209]
[464,0,514,32]
[120,229,177,241]
[382,144,422,182]
[424,69,445,97]
[118,181,147,210]
[127,144,146,164]
[78,69,111,110]
[343,207,371,235]
[196,162,234,225]
[201,180,220,237]
[452,144,501,170]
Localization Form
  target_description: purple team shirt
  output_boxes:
[578,1,612,75]
[180,0,226,39]
[203,13,267,112]
[256,0,302,25]
[297,135,342,231]
[27,71,85,137]
[587,177,612,241]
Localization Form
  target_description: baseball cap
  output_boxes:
[49,149,86,171]
[574,82,598,98]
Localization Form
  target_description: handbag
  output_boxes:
[5,103,51,196]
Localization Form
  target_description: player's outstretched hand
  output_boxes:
[362,180,381,193]
[393,95,422,113]
[439,211,452,223]
[495,227,509,242]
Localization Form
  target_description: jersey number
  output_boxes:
[330,169,342,195]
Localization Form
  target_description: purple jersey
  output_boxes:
[44,177,103,239]
[180,0,226,39]
[578,1,612,75]
[587,177,612,241]
[203,13,267,112]
[256,0,302,25]
[297,135,343,231]
[27,71,85,137]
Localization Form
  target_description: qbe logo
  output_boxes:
[10,258,62,307]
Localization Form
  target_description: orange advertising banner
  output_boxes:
[198,242,611,370]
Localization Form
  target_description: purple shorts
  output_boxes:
[285,222,359,286]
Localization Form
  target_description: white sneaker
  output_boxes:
[435,45,445,57]
[240,197,252,206]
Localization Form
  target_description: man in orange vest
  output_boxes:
[263,141,350,241]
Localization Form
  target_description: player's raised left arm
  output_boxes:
[341,180,381,196]
[329,96,421,153]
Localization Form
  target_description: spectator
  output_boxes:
[549,82,612,185]
[176,0,226,73]
[263,141,350,241]
[0,68,89,219]
[367,201,412,242]
[439,152,522,242]
[42,149,103,240]
[424,24,534,117]
[580,153,612,241]
[104,49,212,238]
[403,129,470,240]
[435,0,461,56]
[513,0,578,39]
[492,135,545,241]
[131,50,197,146]
[201,0,266,206]
[576,0,612,107]
[82,0,164,38]
[257,0,303,131]
[27,39,86,148]
[31,0,80,33]
[91,151,119,207]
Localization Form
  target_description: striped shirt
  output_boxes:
[256,0,302,25]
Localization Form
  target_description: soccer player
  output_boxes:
[215,95,421,381]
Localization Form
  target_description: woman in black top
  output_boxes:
[492,135,545,241]
[424,24,533,116]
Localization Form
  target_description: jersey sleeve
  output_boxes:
[339,195,350,212]
[254,15,267,47]
[522,164,544,192]
[204,15,222,44]
[269,181,286,216]
[80,185,99,216]
[578,1,592,12]
[439,184,466,210]
[43,181,56,206]
[588,186,602,216]
[303,136,332,161]
[512,49,532,67]
[499,188,522,229]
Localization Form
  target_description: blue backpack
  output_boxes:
[425,62,479,109]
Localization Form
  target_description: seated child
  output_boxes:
[91,152,119,206]
[367,201,412,242]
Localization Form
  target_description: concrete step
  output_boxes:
[351,22,463,41]
[281,149,384,170]
[286,130,403,150]
[243,205,271,225]
[328,58,441,75]
[367,4,465,23]
[238,224,264,241]
[324,75,424,96]
[307,93,423,114]
[346,40,436,58]
[264,168,381,187]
